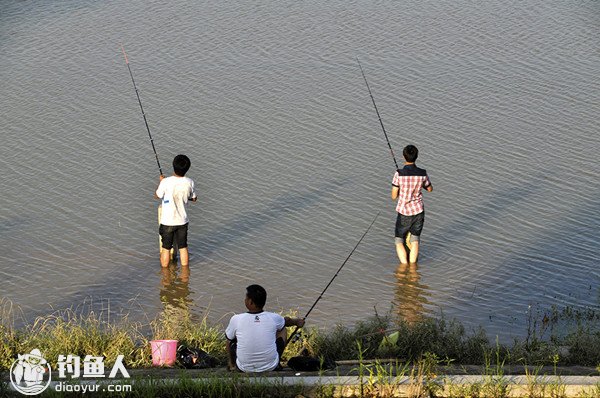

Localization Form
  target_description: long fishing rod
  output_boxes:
[121,44,164,176]
[356,57,399,170]
[287,212,380,344]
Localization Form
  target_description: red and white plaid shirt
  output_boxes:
[392,164,431,216]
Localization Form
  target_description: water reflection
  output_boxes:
[159,264,193,311]
[393,263,431,323]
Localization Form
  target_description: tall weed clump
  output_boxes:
[377,316,490,364]
[0,298,25,370]
[150,302,226,362]
[0,298,228,371]
[312,315,390,360]
[19,308,148,369]
[0,324,18,370]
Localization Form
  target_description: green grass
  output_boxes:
[1,300,149,370]
[33,374,309,398]
[3,298,600,398]
[2,298,600,373]
[150,302,226,364]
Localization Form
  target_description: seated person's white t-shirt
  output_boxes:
[225,311,285,372]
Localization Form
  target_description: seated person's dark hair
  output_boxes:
[173,154,191,176]
[246,284,267,308]
[403,145,419,163]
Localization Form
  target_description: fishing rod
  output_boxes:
[287,212,380,344]
[356,57,400,170]
[121,44,164,176]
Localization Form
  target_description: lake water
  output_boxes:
[1,0,599,342]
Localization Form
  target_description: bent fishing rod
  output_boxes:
[356,57,400,170]
[121,44,164,176]
[287,212,380,343]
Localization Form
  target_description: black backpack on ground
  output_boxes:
[287,351,336,372]
[177,345,219,369]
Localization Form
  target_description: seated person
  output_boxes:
[225,284,305,372]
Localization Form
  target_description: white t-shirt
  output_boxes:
[225,311,285,373]
[155,176,197,226]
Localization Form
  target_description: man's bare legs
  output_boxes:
[180,263,190,282]
[395,241,409,264]
[179,247,189,266]
[226,339,238,371]
[409,241,419,264]
[160,247,188,267]
[396,238,419,265]
[160,248,171,268]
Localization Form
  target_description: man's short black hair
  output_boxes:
[246,284,267,308]
[173,154,191,176]
[403,145,419,163]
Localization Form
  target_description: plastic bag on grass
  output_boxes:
[177,345,219,369]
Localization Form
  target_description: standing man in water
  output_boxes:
[155,154,197,268]
[391,145,433,264]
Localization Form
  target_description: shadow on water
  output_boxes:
[42,178,350,320]
[480,192,600,302]
[0,217,30,234]
[190,177,350,261]
[424,176,600,340]
[393,262,432,324]
[426,173,545,259]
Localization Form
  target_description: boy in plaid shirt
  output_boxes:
[391,145,433,264]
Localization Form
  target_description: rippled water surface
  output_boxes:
[1,0,599,341]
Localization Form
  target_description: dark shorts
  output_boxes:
[159,223,188,250]
[395,212,425,238]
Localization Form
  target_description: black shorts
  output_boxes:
[159,223,188,250]
[395,212,424,238]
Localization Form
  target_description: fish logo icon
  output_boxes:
[10,349,52,395]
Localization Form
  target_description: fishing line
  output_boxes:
[356,57,399,170]
[287,212,380,344]
[121,44,164,176]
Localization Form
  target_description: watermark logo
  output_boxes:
[10,351,132,395]
[56,354,129,379]
[10,349,52,396]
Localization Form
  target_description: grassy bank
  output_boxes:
[2,298,600,372]
[3,364,600,398]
